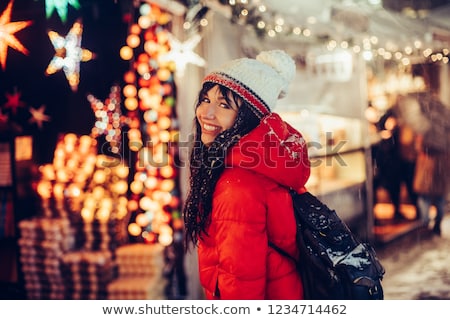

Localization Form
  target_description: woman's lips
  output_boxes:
[202,123,220,133]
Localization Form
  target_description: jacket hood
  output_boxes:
[225,113,310,193]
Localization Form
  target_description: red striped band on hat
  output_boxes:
[203,72,270,118]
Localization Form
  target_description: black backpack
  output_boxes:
[269,190,385,300]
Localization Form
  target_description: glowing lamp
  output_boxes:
[171,218,182,230]
[148,124,159,135]
[160,224,173,235]
[157,68,171,81]
[120,46,133,60]
[139,196,153,211]
[159,130,170,142]
[123,70,136,83]
[130,180,144,194]
[53,183,65,199]
[67,183,81,198]
[144,40,158,55]
[127,128,141,141]
[93,170,106,184]
[37,181,52,199]
[143,232,156,243]
[127,199,139,211]
[157,13,172,25]
[139,3,151,16]
[96,208,110,221]
[56,170,69,183]
[115,166,129,179]
[160,165,174,178]
[158,233,173,246]
[40,164,55,180]
[143,110,158,123]
[135,213,149,227]
[144,176,158,190]
[129,24,140,35]
[126,34,140,48]
[128,223,142,236]
[157,116,171,129]
[124,97,138,111]
[113,180,128,195]
[156,31,168,44]
[170,196,180,208]
[138,77,151,88]
[160,179,174,192]
[164,96,175,107]
[138,15,152,29]
[81,208,94,222]
[123,84,137,98]
[137,61,150,75]
[162,83,172,95]
[92,186,105,199]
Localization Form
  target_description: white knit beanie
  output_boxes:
[202,50,296,118]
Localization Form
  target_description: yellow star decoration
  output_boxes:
[0,0,32,70]
[28,105,51,129]
[45,19,94,91]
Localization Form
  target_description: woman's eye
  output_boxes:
[219,103,231,109]
[200,97,210,103]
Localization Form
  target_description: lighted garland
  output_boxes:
[121,2,182,246]
[181,0,449,66]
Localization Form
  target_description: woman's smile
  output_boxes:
[196,85,239,146]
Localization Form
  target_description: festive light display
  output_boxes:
[120,2,186,247]
[0,0,32,70]
[184,0,449,66]
[45,0,81,23]
[45,19,94,92]
[87,85,125,155]
[28,105,51,129]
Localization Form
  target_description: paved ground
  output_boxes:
[376,214,450,299]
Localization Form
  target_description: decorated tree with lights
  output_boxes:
[118,1,188,297]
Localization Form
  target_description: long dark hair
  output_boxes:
[183,82,260,247]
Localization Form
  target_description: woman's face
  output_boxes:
[196,85,240,146]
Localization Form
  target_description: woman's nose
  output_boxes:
[201,104,215,119]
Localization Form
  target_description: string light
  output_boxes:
[188,1,449,66]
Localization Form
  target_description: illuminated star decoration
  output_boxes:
[0,0,32,70]
[160,33,205,77]
[3,88,26,114]
[28,105,51,129]
[87,85,124,154]
[45,20,94,92]
[45,0,81,23]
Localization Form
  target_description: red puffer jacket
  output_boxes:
[198,113,310,300]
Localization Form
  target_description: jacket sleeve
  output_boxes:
[211,170,268,299]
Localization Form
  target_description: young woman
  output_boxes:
[183,50,310,299]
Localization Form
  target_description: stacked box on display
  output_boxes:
[18,218,74,299]
[61,250,117,299]
[107,243,167,300]
[72,218,128,252]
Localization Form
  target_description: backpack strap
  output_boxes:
[268,241,296,263]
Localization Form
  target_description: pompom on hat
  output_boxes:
[202,50,296,118]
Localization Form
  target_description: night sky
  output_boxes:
[0,0,131,163]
